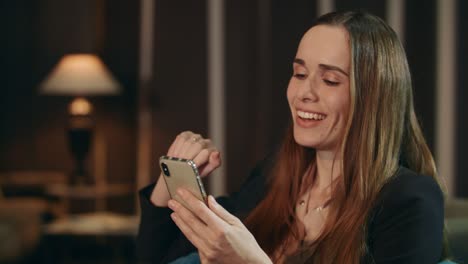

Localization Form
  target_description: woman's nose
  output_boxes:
[297,81,319,102]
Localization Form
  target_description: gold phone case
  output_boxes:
[159,156,207,209]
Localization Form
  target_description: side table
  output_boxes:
[45,183,134,216]
[41,212,139,263]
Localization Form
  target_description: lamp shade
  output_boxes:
[39,54,121,95]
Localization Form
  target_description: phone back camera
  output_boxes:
[161,163,171,176]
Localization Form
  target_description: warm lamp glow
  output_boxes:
[69,97,93,115]
[38,54,121,185]
[39,54,121,95]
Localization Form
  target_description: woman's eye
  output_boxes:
[293,73,307,79]
[324,79,340,86]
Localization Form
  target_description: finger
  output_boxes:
[178,134,204,159]
[208,195,240,226]
[177,133,206,159]
[170,212,210,251]
[192,148,214,169]
[169,133,186,157]
[177,188,227,230]
[169,199,222,258]
[198,151,221,177]
[171,131,193,156]
[168,199,214,238]
[183,138,206,160]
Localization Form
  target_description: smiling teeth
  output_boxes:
[297,110,326,120]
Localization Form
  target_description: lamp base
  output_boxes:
[69,170,93,186]
[68,115,93,186]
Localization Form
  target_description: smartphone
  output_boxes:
[159,155,208,209]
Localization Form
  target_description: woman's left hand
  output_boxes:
[168,188,272,264]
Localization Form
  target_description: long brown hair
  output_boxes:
[244,11,443,263]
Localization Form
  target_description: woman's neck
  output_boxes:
[313,150,342,191]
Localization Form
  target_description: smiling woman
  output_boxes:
[287,25,351,152]
[136,10,447,264]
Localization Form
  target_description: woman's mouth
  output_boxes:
[297,110,326,120]
[296,110,326,128]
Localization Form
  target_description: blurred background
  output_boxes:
[0,0,466,263]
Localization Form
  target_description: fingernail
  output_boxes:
[171,213,177,220]
[209,195,217,206]
[168,200,176,209]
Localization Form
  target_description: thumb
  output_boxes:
[208,195,239,226]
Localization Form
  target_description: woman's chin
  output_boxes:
[293,134,338,152]
[293,134,319,149]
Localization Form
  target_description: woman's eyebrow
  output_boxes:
[293,58,306,66]
[293,59,349,77]
[319,63,349,76]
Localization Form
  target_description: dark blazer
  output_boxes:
[136,160,444,264]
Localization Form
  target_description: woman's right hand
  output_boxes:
[150,131,221,207]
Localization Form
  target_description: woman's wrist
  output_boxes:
[150,174,171,207]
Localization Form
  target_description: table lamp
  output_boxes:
[39,54,121,185]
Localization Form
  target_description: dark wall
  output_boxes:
[335,0,385,18]
[225,0,267,193]
[150,0,209,183]
[405,0,437,152]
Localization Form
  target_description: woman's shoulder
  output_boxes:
[368,166,445,231]
[365,169,445,262]
[374,167,444,208]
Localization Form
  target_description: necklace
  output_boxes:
[297,197,332,252]
[294,166,339,254]
[297,179,333,216]
[297,165,335,215]
[298,198,332,213]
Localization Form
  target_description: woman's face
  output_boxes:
[287,25,351,152]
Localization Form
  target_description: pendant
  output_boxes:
[314,206,323,212]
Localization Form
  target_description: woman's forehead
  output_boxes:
[295,25,350,72]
